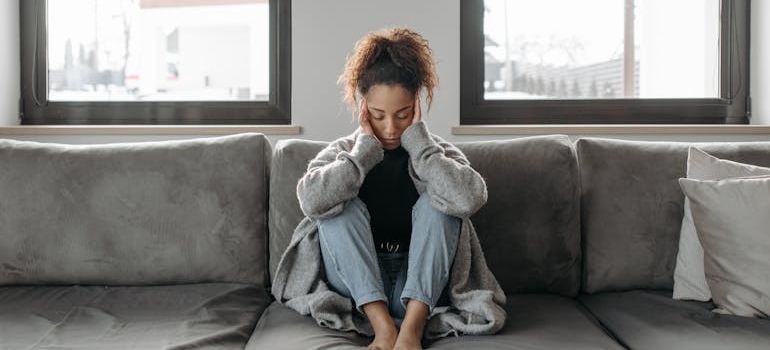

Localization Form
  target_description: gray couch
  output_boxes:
[1,133,769,349]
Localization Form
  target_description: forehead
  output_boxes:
[365,84,413,110]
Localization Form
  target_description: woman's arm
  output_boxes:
[400,121,488,218]
[296,133,383,219]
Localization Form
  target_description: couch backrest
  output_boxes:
[0,133,270,286]
[268,135,582,296]
[578,137,770,294]
[268,138,327,280]
[457,136,581,296]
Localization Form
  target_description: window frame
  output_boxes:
[460,0,750,125]
[19,0,291,125]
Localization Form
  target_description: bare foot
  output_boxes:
[363,301,398,350]
[393,299,429,350]
[393,328,423,350]
[367,326,397,350]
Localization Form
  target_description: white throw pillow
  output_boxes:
[673,147,770,301]
[678,176,770,318]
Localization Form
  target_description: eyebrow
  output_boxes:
[370,105,412,113]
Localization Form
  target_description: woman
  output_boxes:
[272,27,506,350]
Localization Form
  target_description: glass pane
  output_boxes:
[483,0,720,100]
[47,0,269,102]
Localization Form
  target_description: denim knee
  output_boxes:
[412,192,434,218]
[318,197,369,228]
[412,193,462,236]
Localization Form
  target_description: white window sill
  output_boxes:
[452,125,770,135]
[0,125,302,135]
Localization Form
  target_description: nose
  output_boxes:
[383,118,397,137]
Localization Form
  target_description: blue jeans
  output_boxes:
[317,193,461,320]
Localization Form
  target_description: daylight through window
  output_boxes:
[47,0,270,102]
[482,0,720,100]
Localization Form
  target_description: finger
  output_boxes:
[358,99,367,126]
[358,98,364,116]
[413,92,422,122]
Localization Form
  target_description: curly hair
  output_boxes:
[338,27,438,115]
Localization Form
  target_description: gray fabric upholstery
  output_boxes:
[245,302,370,350]
[579,290,770,350]
[268,139,327,282]
[268,136,581,296]
[457,136,581,296]
[247,295,622,350]
[577,138,770,293]
[428,294,622,350]
[0,283,271,350]
[0,134,271,286]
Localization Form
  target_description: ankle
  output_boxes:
[374,322,398,337]
[398,322,423,338]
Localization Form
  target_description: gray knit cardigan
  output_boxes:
[271,121,507,339]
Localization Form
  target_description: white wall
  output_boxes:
[292,0,459,142]
[2,0,770,144]
[752,0,770,125]
[0,0,19,125]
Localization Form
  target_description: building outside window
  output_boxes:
[20,0,290,124]
[461,0,750,124]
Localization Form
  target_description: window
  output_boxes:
[20,0,291,124]
[461,0,750,124]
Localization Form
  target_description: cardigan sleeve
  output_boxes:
[296,133,384,219]
[400,121,488,218]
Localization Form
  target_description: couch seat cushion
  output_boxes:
[0,283,270,350]
[245,302,369,350]
[246,295,623,350]
[579,290,770,350]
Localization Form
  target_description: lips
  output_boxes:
[380,138,400,149]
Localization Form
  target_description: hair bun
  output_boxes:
[338,27,438,115]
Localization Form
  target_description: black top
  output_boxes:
[358,146,419,253]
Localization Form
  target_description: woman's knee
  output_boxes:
[412,193,461,231]
[317,197,370,233]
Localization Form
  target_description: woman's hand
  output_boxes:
[412,92,422,125]
[358,98,375,136]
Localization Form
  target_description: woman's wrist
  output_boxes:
[400,121,433,155]
[352,133,385,170]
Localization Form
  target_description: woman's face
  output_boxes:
[364,84,415,150]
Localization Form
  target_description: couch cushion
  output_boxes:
[268,139,327,282]
[579,290,770,350]
[577,138,770,293]
[268,135,581,296]
[245,302,369,350]
[457,136,581,296]
[247,295,623,350]
[679,176,770,318]
[0,133,270,286]
[0,283,271,350]
[674,147,770,301]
